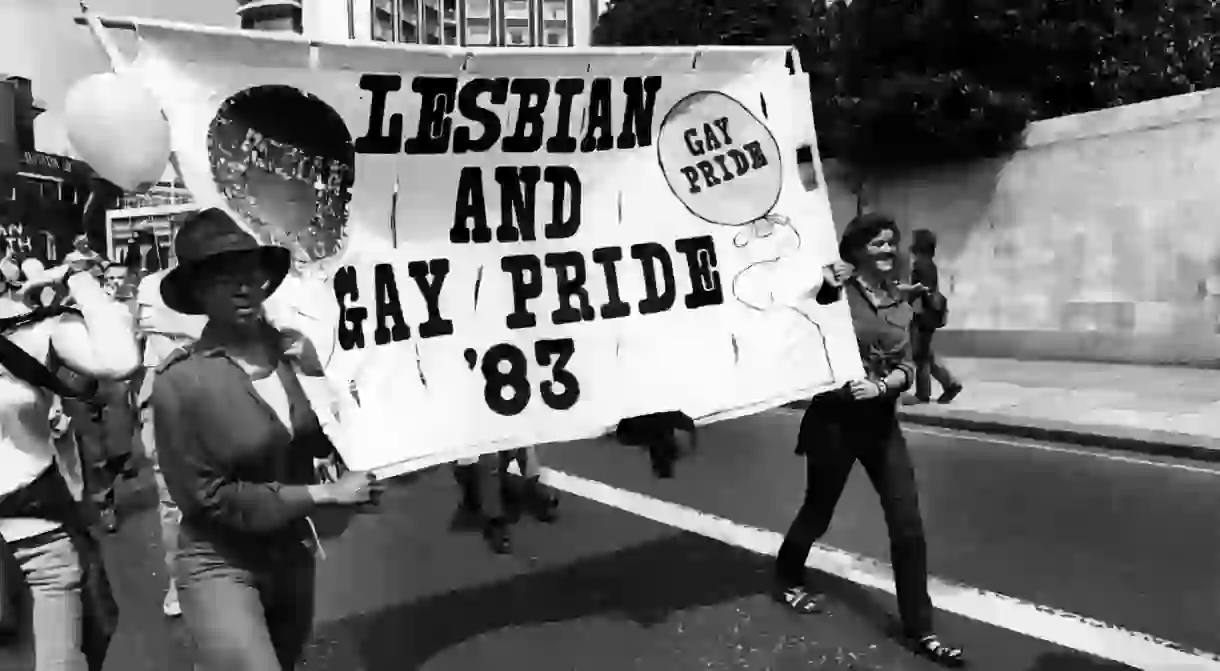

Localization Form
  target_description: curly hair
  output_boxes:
[838,212,900,262]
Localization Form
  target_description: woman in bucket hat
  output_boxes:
[151,207,383,671]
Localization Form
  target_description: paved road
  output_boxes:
[543,409,1220,655]
[4,410,1197,670]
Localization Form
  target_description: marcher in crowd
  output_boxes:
[453,446,559,554]
[906,229,962,404]
[0,240,139,671]
[152,208,383,671]
[133,268,206,618]
[773,213,964,666]
[61,259,139,533]
[62,235,103,270]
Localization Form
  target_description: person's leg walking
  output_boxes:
[857,421,932,637]
[262,551,315,671]
[775,405,857,590]
[11,529,88,671]
[69,401,115,533]
[924,333,962,403]
[858,420,964,664]
[140,400,181,617]
[911,327,933,402]
[513,446,558,521]
[175,545,282,671]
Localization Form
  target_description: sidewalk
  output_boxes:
[795,357,1220,462]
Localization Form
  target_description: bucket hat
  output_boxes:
[160,207,290,315]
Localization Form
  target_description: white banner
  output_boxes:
[125,21,864,476]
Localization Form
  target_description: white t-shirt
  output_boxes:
[136,271,207,369]
[0,308,63,541]
[251,373,294,436]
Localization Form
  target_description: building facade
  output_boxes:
[239,0,600,47]
[0,76,114,265]
[105,181,194,271]
[236,0,304,32]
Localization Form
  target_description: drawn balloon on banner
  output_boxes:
[63,72,170,192]
[206,85,356,266]
[657,90,837,374]
[657,91,807,310]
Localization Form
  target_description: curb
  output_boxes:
[782,401,1220,464]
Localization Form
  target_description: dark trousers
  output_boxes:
[175,533,315,671]
[911,327,958,401]
[775,396,934,637]
[453,449,540,520]
[66,381,136,512]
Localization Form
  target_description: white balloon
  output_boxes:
[64,72,170,193]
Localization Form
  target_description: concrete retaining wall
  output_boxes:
[821,88,1220,367]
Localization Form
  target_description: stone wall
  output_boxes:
[820,87,1220,367]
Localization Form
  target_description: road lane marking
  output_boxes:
[769,408,1220,476]
[538,467,1220,671]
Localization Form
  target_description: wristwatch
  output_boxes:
[876,380,889,397]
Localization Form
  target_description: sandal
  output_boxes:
[911,634,964,667]
[773,585,823,614]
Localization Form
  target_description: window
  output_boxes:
[545,29,566,46]
[508,28,527,45]
[466,0,491,18]
[504,0,528,19]
[543,0,567,21]
[466,24,492,45]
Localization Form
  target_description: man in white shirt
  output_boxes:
[0,249,140,670]
[134,270,205,618]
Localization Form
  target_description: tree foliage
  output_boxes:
[593,0,1220,169]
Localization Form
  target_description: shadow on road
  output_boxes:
[307,529,968,671]
[312,532,776,669]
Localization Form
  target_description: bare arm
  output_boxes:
[51,272,140,380]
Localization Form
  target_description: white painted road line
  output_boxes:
[769,408,1220,476]
[539,467,1220,671]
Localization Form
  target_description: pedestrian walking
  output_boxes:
[453,446,560,554]
[133,269,205,618]
[773,213,964,666]
[0,241,139,671]
[61,235,103,271]
[151,208,383,671]
[905,229,962,404]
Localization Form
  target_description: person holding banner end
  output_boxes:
[152,208,384,671]
[773,213,964,666]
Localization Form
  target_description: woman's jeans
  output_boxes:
[175,533,316,671]
[138,400,180,584]
[1,528,88,671]
[775,395,934,637]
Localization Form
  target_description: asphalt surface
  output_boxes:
[2,410,1202,670]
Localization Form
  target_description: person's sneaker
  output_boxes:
[937,384,963,404]
[902,394,930,406]
[524,481,560,523]
[162,587,182,618]
[484,518,511,554]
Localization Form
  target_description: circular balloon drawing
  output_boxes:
[658,90,840,381]
[207,85,355,265]
[657,90,783,228]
